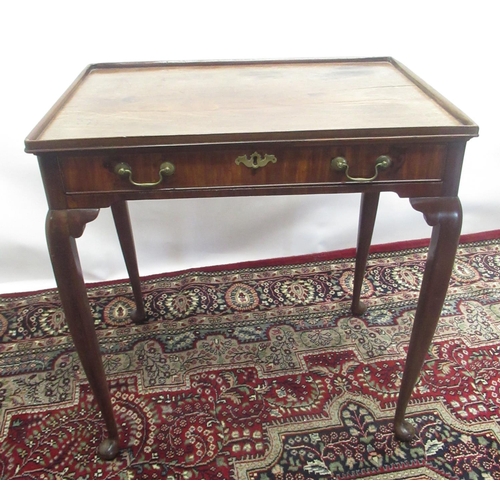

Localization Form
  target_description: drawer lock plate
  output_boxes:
[235,152,277,169]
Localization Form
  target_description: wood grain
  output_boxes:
[26,59,477,152]
[58,143,448,194]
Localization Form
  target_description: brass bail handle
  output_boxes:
[235,152,277,169]
[331,155,392,182]
[114,161,175,187]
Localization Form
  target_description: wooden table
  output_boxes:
[25,58,478,460]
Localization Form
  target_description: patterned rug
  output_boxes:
[1,232,500,480]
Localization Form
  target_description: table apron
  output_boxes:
[57,181,443,209]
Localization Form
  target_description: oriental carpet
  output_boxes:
[1,231,500,480]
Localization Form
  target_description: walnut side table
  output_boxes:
[25,58,478,459]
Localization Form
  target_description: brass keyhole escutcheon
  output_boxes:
[235,152,277,169]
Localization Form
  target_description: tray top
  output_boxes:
[25,58,478,153]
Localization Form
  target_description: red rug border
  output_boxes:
[2,229,500,300]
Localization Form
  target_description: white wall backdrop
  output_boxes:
[0,0,498,294]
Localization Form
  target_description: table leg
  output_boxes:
[394,197,462,440]
[351,192,380,315]
[46,209,120,460]
[111,201,146,323]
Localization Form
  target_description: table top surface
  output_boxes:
[25,57,478,153]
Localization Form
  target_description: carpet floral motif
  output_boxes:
[1,234,500,479]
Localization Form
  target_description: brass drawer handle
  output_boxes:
[331,155,392,182]
[114,161,175,187]
[235,152,277,169]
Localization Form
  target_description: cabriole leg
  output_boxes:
[46,209,120,460]
[394,197,462,441]
[111,201,146,323]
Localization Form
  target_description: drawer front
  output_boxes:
[59,143,447,194]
